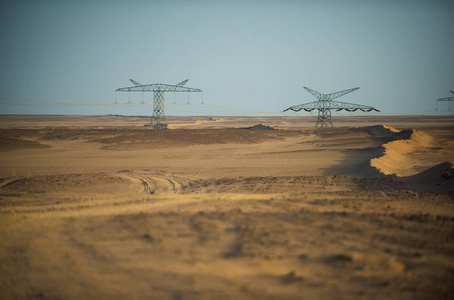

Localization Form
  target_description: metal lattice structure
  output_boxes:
[116,79,203,129]
[436,91,454,111]
[284,87,379,128]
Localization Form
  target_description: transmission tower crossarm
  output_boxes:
[329,100,380,111]
[437,96,454,101]
[284,101,321,112]
[326,87,360,101]
[130,79,142,86]
[284,100,378,112]
[176,79,189,86]
[303,87,360,101]
[303,87,323,100]
[116,83,202,93]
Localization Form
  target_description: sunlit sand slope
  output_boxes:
[356,125,454,192]
[368,125,433,176]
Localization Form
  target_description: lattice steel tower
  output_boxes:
[436,91,454,111]
[116,79,202,129]
[284,86,379,128]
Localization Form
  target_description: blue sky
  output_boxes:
[0,0,453,116]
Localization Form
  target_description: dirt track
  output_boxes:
[1,115,454,299]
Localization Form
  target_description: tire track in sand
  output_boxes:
[117,170,192,194]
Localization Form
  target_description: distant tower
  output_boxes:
[116,79,203,129]
[436,91,454,111]
[284,86,379,128]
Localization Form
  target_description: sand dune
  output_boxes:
[1,115,453,300]
[354,125,454,192]
[368,126,433,176]
[243,123,276,130]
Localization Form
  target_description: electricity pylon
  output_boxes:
[116,79,203,129]
[284,86,379,128]
[436,91,454,111]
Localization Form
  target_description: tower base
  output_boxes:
[153,123,167,130]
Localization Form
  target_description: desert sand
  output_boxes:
[1,114,453,299]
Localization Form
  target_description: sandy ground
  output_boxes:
[0,115,453,300]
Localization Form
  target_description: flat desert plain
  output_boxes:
[1,115,454,300]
